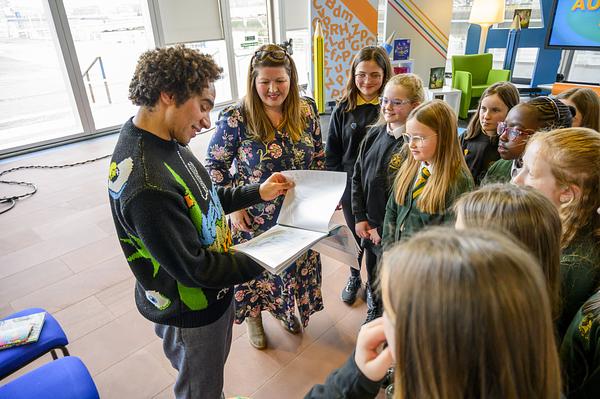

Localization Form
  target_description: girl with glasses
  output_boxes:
[513,127,600,340]
[306,227,561,399]
[325,46,392,307]
[482,96,573,184]
[460,82,519,185]
[382,100,473,250]
[351,73,424,323]
[206,44,324,349]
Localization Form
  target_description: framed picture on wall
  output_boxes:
[513,9,531,29]
[393,38,411,60]
[428,67,445,89]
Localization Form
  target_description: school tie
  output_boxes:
[412,166,431,199]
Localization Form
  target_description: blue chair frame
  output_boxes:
[0,308,70,380]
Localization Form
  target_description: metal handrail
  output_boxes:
[82,56,112,104]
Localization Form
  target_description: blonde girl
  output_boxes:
[351,73,424,322]
[454,183,562,320]
[326,45,392,306]
[382,100,473,248]
[514,127,600,338]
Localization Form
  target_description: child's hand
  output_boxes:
[354,318,394,382]
[368,228,381,246]
[356,221,372,238]
[230,209,252,232]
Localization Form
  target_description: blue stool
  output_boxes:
[0,308,69,380]
[0,356,99,399]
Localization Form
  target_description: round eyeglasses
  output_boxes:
[401,133,437,147]
[380,97,412,107]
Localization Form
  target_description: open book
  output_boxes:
[233,170,360,274]
[0,311,46,350]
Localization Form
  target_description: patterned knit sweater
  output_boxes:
[108,118,263,327]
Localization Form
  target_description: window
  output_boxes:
[229,0,270,97]
[63,0,153,130]
[568,51,600,84]
[0,0,82,152]
[286,29,309,86]
[447,0,542,79]
[187,40,233,104]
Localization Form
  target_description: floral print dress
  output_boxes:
[205,98,325,329]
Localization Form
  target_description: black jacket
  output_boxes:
[325,101,380,178]
[460,133,500,186]
[352,125,406,231]
[304,353,381,399]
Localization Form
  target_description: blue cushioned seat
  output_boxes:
[0,307,69,379]
[0,356,99,399]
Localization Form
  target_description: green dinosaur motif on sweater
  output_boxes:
[164,163,208,311]
[121,235,160,278]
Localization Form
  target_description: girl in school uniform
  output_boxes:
[382,100,473,250]
[482,96,573,184]
[454,183,562,321]
[562,289,600,399]
[557,87,600,131]
[460,81,520,185]
[513,127,600,340]
[325,45,392,305]
[306,227,562,399]
[351,73,424,322]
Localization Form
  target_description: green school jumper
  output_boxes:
[561,290,600,399]
[382,169,474,249]
[558,230,600,339]
[481,158,513,185]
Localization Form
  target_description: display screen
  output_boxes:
[545,0,600,50]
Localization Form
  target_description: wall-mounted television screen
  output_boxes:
[545,0,600,51]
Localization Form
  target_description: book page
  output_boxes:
[233,225,327,274]
[277,170,347,233]
[312,224,361,269]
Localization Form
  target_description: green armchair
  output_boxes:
[451,53,511,119]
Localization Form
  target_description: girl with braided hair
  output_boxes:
[482,96,574,184]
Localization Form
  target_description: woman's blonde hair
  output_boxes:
[244,43,303,142]
[454,184,562,319]
[393,100,470,213]
[528,127,600,248]
[557,87,600,132]
[381,227,561,399]
[374,73,425,127]
[463,81,520,140]
[338,45,392,112]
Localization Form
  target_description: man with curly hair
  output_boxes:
[108,45,293,399]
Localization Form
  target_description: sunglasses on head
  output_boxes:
[253,48,288,61]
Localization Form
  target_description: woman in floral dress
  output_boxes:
[206,44,324,349]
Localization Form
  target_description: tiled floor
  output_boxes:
[0,130,377,398]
